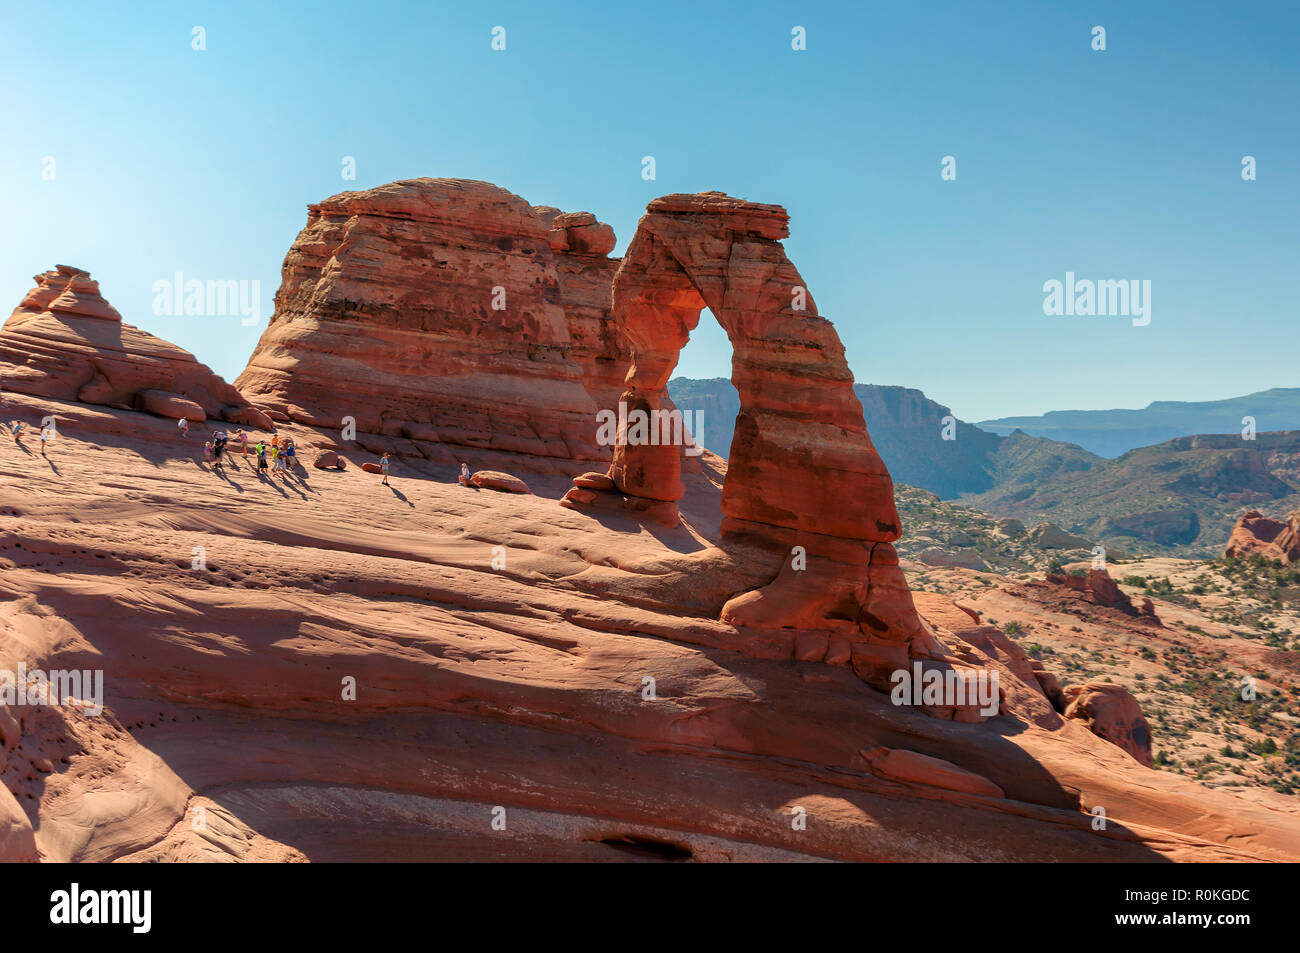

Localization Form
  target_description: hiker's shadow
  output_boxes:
[388,485,415,508]
[255,470,289,497]
[13,441,33,456]
[213,466,245,493]
[43,456,59,474]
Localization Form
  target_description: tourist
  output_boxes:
[212,432,226,470]
[178,417,189,438]
[11,421,26,443]
[458,462,471,486]
[380,452,390,486]
[255,440,268,473]
[38,424,53,456]
[235,429,249,456]
[203,440,213,463]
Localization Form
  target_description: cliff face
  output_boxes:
[0,265,268,427]
[234,179,608,463]
[536,208,628,416]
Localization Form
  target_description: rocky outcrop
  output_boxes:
[234,179,605,467]
[1028,522,1093,550]
[536,207,629,416]
[1063,683,1154,767]
[559,191,927,689]
[1224,508,1300,563]
[1046,568,1146,617]
[0,266,269,428]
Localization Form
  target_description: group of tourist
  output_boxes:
[201,428,299,478]
[6,397,483,493]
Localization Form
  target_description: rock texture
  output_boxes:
[1046,568,1140,616]
[1063,683,1155,767]
[234,180,605,467]
[534,207,630,419]
[1224,508,1300,563]
[3,392,1298,862]
[568,192,927,689]
[0,266,269,428]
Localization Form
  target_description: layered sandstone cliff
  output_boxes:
[0,266,268,427]
[234,179,612,465]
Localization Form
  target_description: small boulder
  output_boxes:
[573,471,615,491]
[471,470,531,494]
[312,450,345,470]
[563,487,598,505]
[134,389,205,422]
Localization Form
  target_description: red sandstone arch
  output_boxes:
[600,192,934,686]
[609,192,900,546]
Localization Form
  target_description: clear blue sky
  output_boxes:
[2,0,1296,421]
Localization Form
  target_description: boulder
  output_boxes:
[1063,682,1154,767]
[572,471,616,491]
[471,470,530,494]
[134,389,205,422]
[312,450,344,470]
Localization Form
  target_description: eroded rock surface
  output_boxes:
[571,192,927,687]
[0,266,269,428]
[234,179,605,468]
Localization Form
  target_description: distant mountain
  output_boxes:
[667,377,1094,499]
[668,377,1300,558]
[977,388,1300,458]
[964,431,1300,556]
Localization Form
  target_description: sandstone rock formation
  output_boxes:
[234,180,607,471]
[534,208,629,415]
[0,266,269,428]
[1063,682,1154,767]
[561,192,928,689]
[6,395,1297,862]
[1224,508,1300,563]
[1046,568,1140,615]
[470,470,530,494]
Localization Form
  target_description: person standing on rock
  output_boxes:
[178,417,189,438]
[459,462,471,487]
[11,421,26,444]
[212,431,226,470]
[38,424,53,457]
[380,452,391,486]
[255,440,268,474]
[234,429,248,456]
